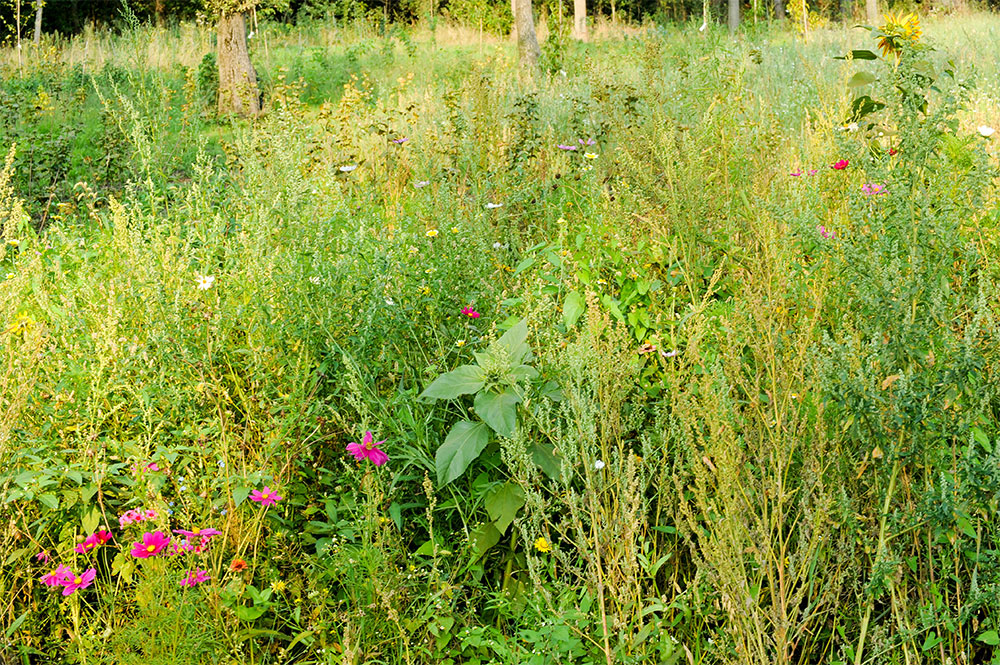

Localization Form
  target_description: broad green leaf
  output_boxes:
[4,611,28,639]
[436,421,492,485]
[472,522,502,558]
[835,49,879,60]
[848,95,886,122]
[600,294,625,323]
[420,365,485,401]
[848,71,877,88]
[529,442,562,479]
[484,482,526,534]
[509,364,539,381]
[82,507,100,535]
[235,605,267,622]
[38,494,59,511]
[563,291,585,328]
[232,486,251,508]
[978,630,1000,646]
[496,319,531,364]
[474,390,521,438]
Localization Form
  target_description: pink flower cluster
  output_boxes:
[817,225,836,240]
[166,527,222,555]
[861,182,886,196]
[41,565,96,596]
[179,569,211,587]
[119,508,157,528]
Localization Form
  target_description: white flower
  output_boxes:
[979,125,995,137]
[6,239,18,247]
[663,349,679,358]
[415,180,430,188]
[339,165,358,172]
[485,202,503,209]
[492,242,503,249]
[309,276,322,285]
[594,460,605,470]
[196,274,215,290]
[385,297,396,306]
[583,153,598,160]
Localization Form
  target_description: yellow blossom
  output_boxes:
[426,229,439,238]
[534,537,551,553]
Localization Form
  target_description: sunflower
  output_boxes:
[877,11,922,61]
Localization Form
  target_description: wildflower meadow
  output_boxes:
[3,2,1000,664]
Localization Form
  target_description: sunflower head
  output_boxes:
[877,11,923,61]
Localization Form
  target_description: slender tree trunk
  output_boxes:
[866,0,878,24]
[773,0,784,19]
[33,0,43,45]
[155,0,164,27]
[573,0,587,40]
[728,0,739,34]
[217,12,261,117]
[511,0,540,69]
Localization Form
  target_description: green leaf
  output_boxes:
[978,630,1000,646]
[420,365,485,401]
[509,364,539,381]
[235,605,267,622]
[848,71,877,88]
[4,611,28,639]
[474,390,521,438]
[37,494,59,511]
[848,95,886,122]
[436,421,492,485]
[472,522,502,558]
[835,49,879,60]
[562,291,586,328]
[232,486,251,508]
[484,482,526,534]
[82,507,100,535]
[529,442,562,479]
[496,319,531,364]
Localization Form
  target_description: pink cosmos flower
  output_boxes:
[346,431,389,466]
[807,169,818,175]
[461,307,481,319]
[557,144,578,151]
[580,138,597,146]
[392,137,409,144]
[143,509,157,520]
[817,225,836,240]
[250,486,283,507]
[130,531,170,558]
[145,462,160,471]
[831,159,849,170]
[74,534,100,554]
[173,527,222,540]
[36,551,51,564]
[179,569,211,587]
[861,183,886,196]
[95,530,113,545]
[41,564,73,587]
[60,568,96,596]
[790,169,802,176]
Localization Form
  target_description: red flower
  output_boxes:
[831,159,849,170]
[461,307,481,318]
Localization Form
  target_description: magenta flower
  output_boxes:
[817,225,836,240]
[41,564,73,587]
[36,550,51,564]
[145,462,160,471]
[831,159,849,170]
[807,169,818,175]
[861,182,886,196]
[790,169,802,177]
[179,569,211,587]
[131,531,170,558]
[143,509,157,520]
[556,144,578,151]
[95,530,113,545]
[461,307,481,319]
[173,527,222,540]
[60,568,96,596]
[74,534,100,554]
[581,138,597,146]
[250,486,283,507]
[392,137,409,144]
[346,431,389,466]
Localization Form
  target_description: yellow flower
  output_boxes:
[456,339,466,347]
[6,239,18,247]
[450,226,459,234]
[408,246,419,255]
[419,285,431,296]
[877,11,922,61]
[583,152,598,160]
[534,537,551,553]
[426,229,439,238]
[5,272,14,280]
[270,580,286,593]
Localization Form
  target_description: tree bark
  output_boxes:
[773,0,784,20]
[728,0,739,34]
[33,0,43,45]
[511,0,540,69]
[866,0,878,24]
[155,0,164,27]
[573,0,587,40]
[217,12,261,117]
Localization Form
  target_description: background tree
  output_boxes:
[573,0,586,40]
[866,0,878,23]
[728,0,738,33]
[511,0,540,68]
[32,0,40,45]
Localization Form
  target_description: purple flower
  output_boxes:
[557,144,578,151]
[392,137,409,144]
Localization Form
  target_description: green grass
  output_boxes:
[2,12,1000,665]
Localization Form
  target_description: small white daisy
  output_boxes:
[339,164,358,172]
[196,274,215,290]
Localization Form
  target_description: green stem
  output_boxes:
[854,455,900,665]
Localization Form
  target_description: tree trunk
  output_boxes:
[573,0,587,40]
[865,0,878,24]
[217,12,261,117]
[773,0,784,19]
[511,0,540,69]
[155,0,164,27]
[33,0,43,45]
[728,0,739,34]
